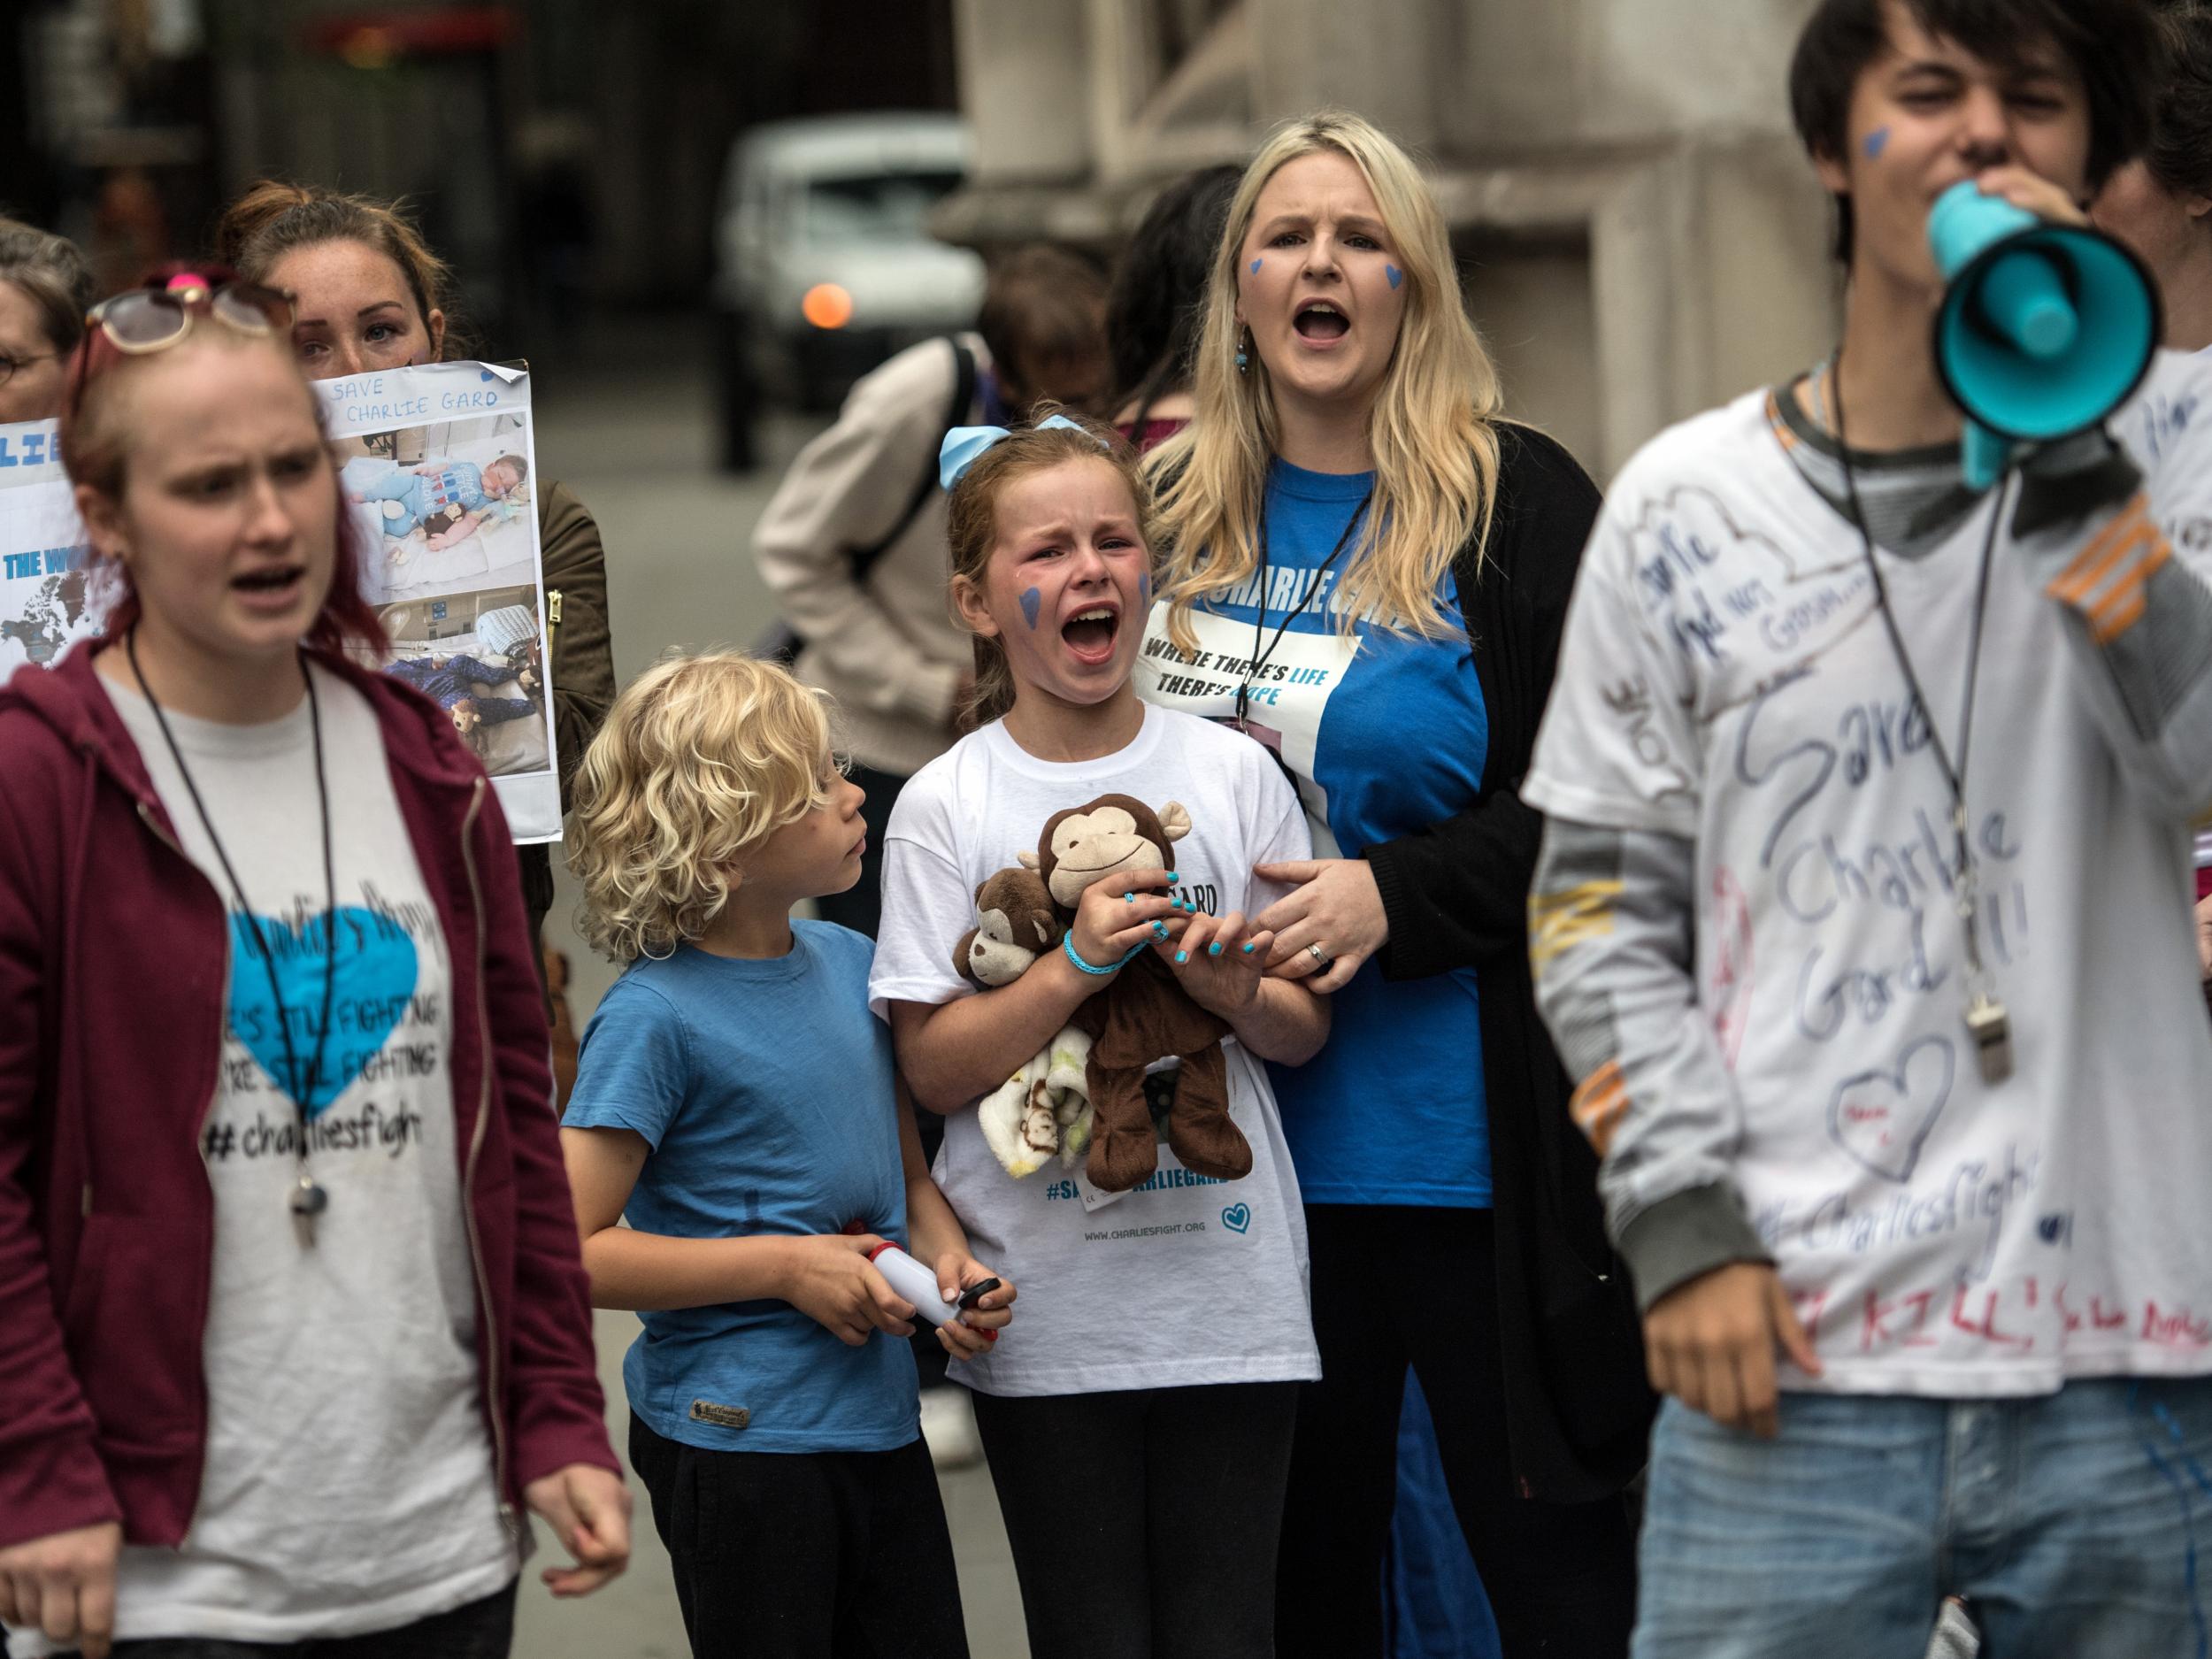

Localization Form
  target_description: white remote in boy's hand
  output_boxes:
[867,1242,991,1329]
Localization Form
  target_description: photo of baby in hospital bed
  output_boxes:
[351,454,528,564]
[375,594,551,779]
[338,412,539,609]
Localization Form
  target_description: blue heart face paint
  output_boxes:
[1863,127,1889,159]
[1139,572,1151,611]
[1249,257,1263,275]
[1386,265,1402,290]
[1019,587,1042,630]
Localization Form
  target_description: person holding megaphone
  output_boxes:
[1525,1,2212,1654]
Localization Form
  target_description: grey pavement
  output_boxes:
[510,347,1027,1659]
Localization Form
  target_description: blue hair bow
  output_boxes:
[939,413,1100,491]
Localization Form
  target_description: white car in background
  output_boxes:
[711,112,985,469]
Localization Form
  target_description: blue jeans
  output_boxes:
[1385,1371,1498,1658]
[1634,1379,2212,1658]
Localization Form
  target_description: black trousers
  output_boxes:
[971,1380,1299,1659]
[80,1579,516,1657]
[627,1414,967,1659]
[1276,1205,1638,1657]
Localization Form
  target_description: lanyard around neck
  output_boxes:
[1826,349,2015,1083]
[1236,488,1373,731]
[127,631,342,1233]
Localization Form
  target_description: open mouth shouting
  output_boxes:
[1293,298,1350,346]
[230,563,309,611]
[1062,602,1121,666]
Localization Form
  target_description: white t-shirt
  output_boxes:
[1525,365,2212,1396]
[2119,349,2212,869]
[870,704,1323,1395]
[10,666,516,1655]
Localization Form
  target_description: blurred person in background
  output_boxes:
[2090,0,2212,956]
[0,219,96,424]
[86,171,170,303]
[1107,165,1241,451]
[754,242,1110,941]
[219,182,618,1092]
[0,210,98,1550]
[2093,0,2212,355]
[0,265,625,1659]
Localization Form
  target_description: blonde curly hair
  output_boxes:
[568,651,840,964]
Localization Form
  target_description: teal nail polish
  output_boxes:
[1124,892,1133,902]
[1153,922,1169,939]
[1167,870,1179,882]
[1209,942,1223,956]
[1242,941,1257,954]
[1175,950,1188,964]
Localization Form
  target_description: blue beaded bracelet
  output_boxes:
[1063,931,1146,976]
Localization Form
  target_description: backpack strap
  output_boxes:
[849,336,977,581]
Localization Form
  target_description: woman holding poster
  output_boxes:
[1135,111,1647,1654]
[0,267,627,1657]
[219,183,618,963]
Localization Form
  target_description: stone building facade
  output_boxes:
[941,0,1839,476]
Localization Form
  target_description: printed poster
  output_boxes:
[0,422,101,675]
[320,361,560,841]
[0,360,561,843]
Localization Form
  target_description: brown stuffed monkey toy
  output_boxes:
[1020,793,1251,1191]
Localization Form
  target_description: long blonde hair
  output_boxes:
[1150,111,1503,653]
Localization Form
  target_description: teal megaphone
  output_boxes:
[1929,179,2161,488]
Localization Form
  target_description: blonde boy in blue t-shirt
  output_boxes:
[560,651,1012,1658]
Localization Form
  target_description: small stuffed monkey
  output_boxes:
[1020,794,1248,1192]
[952,869,1096,1178]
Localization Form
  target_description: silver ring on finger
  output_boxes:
[1307,941,1333,972]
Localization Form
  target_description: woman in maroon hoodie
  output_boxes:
[0,269,626,1658]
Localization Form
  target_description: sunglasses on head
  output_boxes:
[85,273,296,354]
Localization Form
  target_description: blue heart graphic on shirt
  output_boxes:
[1221,1202,1251,1234]
[227,908,420,1115]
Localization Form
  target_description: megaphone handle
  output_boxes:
[1963,421,2012,492]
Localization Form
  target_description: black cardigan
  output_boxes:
[1363,423,1655,1504]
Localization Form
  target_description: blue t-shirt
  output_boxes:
[1137,458,1492,1205]
[564,921,916,1452]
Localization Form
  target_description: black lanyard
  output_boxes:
[1826,352,2014,1082]
[128,631,341,1235]
[1235,488,1374,731]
